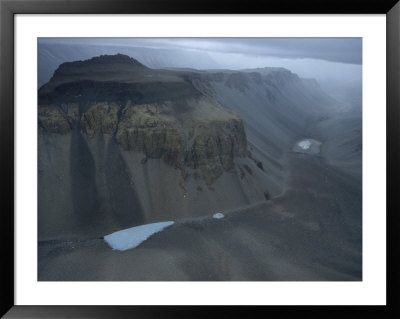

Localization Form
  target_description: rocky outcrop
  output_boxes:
[80,102,119,137]
[187,119,247,186]
[79,102,107,137]
[101,103,119,135]
[38,103,78,134]
[116,104,185,168]
[39,100,248,186]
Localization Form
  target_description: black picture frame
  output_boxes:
[1,0,399,317]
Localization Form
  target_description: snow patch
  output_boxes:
[213,213,224,219]
[298,140,312,150]
[104,221,174,251]
[293,138,321,154]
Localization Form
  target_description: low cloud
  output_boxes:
[39,38,362,65]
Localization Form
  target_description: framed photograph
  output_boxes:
[1,0,399,317]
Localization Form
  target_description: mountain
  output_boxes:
[38,55,253,239]
[38,43,220,87]
[38,54,361,281]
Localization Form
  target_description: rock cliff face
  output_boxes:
[115,103,185,169]
[187,118,247,185]
[79,102,119,137]
[39,98,247,186]
[38,103,79,134]
[38,106,71,134]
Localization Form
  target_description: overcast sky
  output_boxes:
[40,37,361,65]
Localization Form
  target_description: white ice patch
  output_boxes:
[104,221,174,251]
[298,140,312,150]
[213,213,224,219]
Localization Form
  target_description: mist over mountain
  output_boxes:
[38,39,362,111]
[38,42,220,87]
[38,50,362,281]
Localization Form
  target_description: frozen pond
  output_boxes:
[293,139,321,154]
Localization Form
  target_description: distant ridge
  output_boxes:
[41,54,153,92]
[50,53,148,81]
[57,53,147,69]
